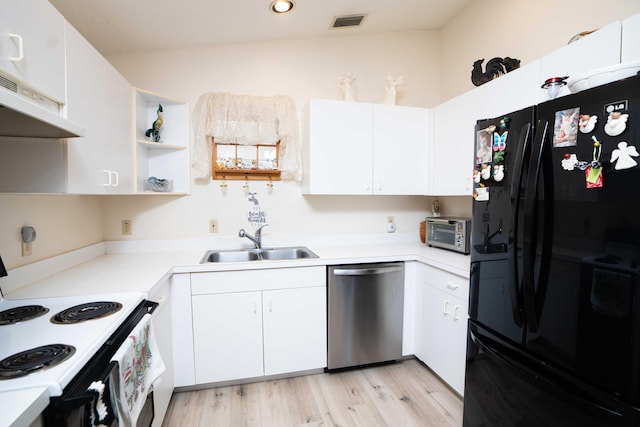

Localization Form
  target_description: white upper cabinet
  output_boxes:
[622,12,640,62]
[539,20,622,102]
[0,0,66,104]
[65,23,134,194]
[303,98,429,195]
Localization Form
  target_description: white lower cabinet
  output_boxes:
[190,267,326,385]
[416,263,469,395]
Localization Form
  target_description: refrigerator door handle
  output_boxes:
[507,122,533,328]
[522,119,554,333]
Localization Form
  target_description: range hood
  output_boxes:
[0,85,85,139]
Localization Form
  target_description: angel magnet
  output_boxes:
[604,112,628,136]
[611,141,639,170]
[579,114,597,133]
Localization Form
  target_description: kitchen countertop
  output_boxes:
[0,235,470,423]
[4,239,470,300]
[1,387,49,427]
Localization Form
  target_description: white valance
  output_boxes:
[191,92,301,182]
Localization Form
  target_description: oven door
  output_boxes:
[44,300,158,427]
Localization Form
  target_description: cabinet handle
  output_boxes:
[253,298,257,314]
[376,179,382,192]
[103,170,112,186]
[365,178,370,192]
[446,282,459,290]
[268,298,273,312]
[453,305,461,321]
[465,176,473,191]
[111,171,119,187]
[8,34,24,62]
[443,300,450,315]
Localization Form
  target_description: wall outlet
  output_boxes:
[121,220,132,235]
[386,216,396,233]
[209,219,219,233]
[22,241,32,257]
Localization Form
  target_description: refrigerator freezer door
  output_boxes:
[464,321,639,427]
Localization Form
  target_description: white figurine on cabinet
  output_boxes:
[340,71,357,102]
[383,75,403,105]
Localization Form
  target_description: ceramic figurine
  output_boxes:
[383,75,403,105]
[145,104,163,142]
[493,165,505,182]
[340,71,357,102]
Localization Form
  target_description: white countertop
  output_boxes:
[4,239,469,300]
[0,235,470,422]
[1,387,49,427]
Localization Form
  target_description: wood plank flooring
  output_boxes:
[162,358,463,427]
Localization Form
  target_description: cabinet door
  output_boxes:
[430,91,481,196]
[417,282,468,395]
[192,292,264,383]
[304,99,373,194]
[149,281,174,427]
[263,286,326,375]
[65,23,134,194]
[373,104,429,195]
[0,0,66,103]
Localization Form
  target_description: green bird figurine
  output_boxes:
[145,104,163,142]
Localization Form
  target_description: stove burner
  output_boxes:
[51,301,123,324]
[0,305,49,325]
[0,344,76,380]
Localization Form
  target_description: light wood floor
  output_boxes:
[162,358,463,427]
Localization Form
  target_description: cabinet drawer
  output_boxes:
[422,265,469,302]
[191,266,326,295]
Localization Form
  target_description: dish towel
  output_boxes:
[110,313,165,427]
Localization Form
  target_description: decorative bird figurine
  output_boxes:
[145,104,163,142]
[471,57,520,86]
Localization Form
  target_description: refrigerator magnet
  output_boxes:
[553,108,580,147]
[493,131,508,151]
[604,112,628,136]
[579,114,597,133]
[493,165,505,182]
[480,164,492,180]
[611,141,639,170]
[473,186,489,201]
[561,153,579,171]
[473,169,481,183]
[585,166,603,188]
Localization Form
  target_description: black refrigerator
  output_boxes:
[464,73,640,426]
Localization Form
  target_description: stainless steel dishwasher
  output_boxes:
[327,262,404,370]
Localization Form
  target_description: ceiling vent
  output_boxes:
[331,14,367,29]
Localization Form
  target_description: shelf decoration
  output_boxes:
[471,57,520,86]
[191,92,301,183]
[383,75,403,105]
[145,104,163,142]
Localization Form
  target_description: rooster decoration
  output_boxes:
[145,104,163,142]
[471,57,521,86]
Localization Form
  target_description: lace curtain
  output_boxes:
[192,92,301,182]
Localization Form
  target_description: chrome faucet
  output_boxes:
[238,224,268,249]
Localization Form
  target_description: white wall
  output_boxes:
[102,31,441,242]
[439,0,640,101]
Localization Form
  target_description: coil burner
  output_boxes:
[0,344,76,379]
[0,305,49,325]
[51,301,123,324]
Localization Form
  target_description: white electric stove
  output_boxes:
[0,292,145,396]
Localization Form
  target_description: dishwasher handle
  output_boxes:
[332,265,403,276]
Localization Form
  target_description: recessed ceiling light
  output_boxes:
[270,0,294,14]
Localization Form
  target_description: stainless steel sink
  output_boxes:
[200,246,318,263]
[261,247,319,260]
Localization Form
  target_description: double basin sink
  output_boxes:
[200,246,319,263]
